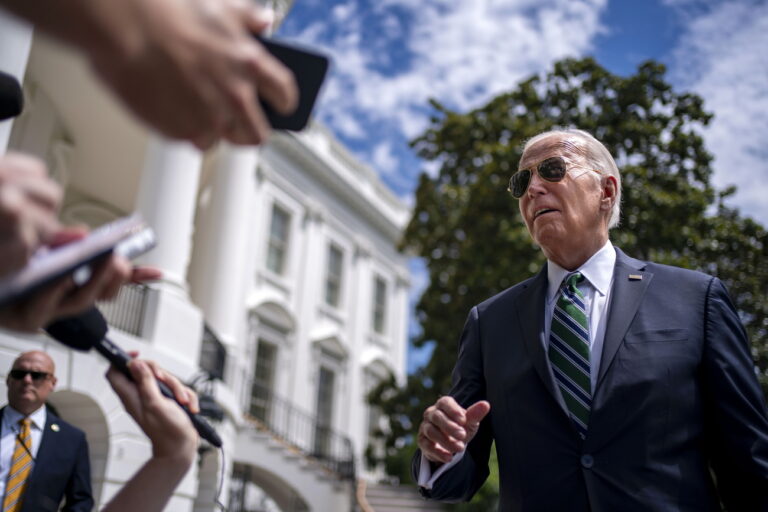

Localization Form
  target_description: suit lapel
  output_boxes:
[515,267,567,414]
[27,411,58,484]
[595,248,652,392]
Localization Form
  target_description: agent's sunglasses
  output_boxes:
[9,370,51,381]
[508,156,598,198]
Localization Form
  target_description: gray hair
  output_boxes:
[522,128,622,229]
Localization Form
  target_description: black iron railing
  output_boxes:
[248,381,355,480]
[97,283,149,336]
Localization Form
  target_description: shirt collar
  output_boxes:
[547,240,616,303]
[4,404,47,432]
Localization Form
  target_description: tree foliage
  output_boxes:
[367,58,768,507]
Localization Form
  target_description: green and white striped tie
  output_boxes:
[548,272,591,438]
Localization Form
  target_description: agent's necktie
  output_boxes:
[548,272,591,439]
[3,418,32,512]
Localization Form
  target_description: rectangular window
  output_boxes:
[250,340,277,422]
[314,366,335,457]
[266,204,290,275]
[372,275,387,334]
[324,244,344,308]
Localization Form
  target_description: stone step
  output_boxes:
[364,484,446,511]
[366,485,422,498]
[367,506,445,512]
[368,502,438,509]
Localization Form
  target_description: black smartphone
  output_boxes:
[256,36,330,131]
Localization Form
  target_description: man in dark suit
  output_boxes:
[1,350,93,511]
[413,128,768,511]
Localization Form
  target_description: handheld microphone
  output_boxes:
[0,71,23,121]
[45,307,223,447]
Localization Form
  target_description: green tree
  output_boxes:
[367,57,768,508]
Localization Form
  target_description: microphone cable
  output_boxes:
[215,445,228,511]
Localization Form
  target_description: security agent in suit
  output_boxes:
[0,351,93,511]
[413,129,768,511]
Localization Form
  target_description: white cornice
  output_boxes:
[263,126,410,243]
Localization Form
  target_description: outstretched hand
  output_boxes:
[0,153,162,332]
[0,250,162,333]
[86,0,298,149]
[2,0,298,149]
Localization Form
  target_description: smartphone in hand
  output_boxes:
[256,36,330,131]
[0,214,155,307]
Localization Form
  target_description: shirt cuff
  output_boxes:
[417,450,466,489]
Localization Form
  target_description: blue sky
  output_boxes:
[277,0,768,373]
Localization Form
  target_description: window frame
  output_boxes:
[265,203,291,276]
[324,242,345,308]
[372,274,388,335]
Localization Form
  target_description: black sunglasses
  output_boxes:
[508,156,599,198]
[9,370,51,381]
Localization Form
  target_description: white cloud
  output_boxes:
[372,141,399,176]
[669,0,768,225]
[326,110,366,139]
[331,2,356,23]
[291,0,608,141]
[421,159,442,179]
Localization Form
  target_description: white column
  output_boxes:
[0,10,33,152]
[133,136,203,363]
[352,239,373,345]
[135,137,202,290]
[291,203,325,411]
[189,143,258,347]
[348,239,372,471]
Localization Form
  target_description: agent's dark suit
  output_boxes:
[0,406,93,512]
[415,248,768,511]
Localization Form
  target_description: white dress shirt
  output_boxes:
[419,241,616,489]
[0,405,47,497]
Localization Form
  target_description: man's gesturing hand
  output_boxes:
[417,397,490,464]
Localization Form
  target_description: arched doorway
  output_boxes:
[48,390,109,507]
[229,462,309,512]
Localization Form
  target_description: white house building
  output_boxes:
[0,3,412,510]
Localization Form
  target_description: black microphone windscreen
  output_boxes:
[44,306,224,448]
[0,71,23,121]
[44,307,108,351]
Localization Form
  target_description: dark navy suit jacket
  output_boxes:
[414,248,768,511]
[0,406,93,512]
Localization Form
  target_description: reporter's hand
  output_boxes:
[0,245,162,332]
[417,397,490,464]
[106,356,199,461]
[87,0,298,149]
[102,356,198,512]
[0,153,63,277]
